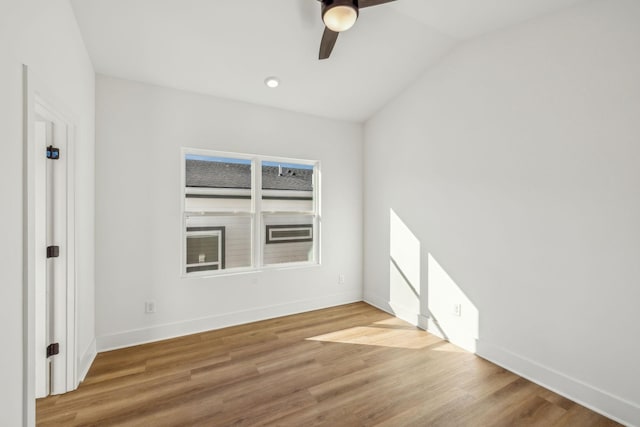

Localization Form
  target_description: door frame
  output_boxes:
[23,65,78,425]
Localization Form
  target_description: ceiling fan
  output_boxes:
[316,0,396,60]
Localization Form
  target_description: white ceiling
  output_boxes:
[71,0,586,122]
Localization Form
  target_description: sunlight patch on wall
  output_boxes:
[427,253,479,353]
[389,209,421,324]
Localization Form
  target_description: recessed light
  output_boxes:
[264,76,280,88]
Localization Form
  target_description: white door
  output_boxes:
[34,110,69,398]
[25,67,79,425]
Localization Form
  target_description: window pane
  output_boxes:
[186,214,252,271]
[185,154,252,212]
[263,214,315,265]
[261,161,313,212]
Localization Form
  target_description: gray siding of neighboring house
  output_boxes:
[185,197,252,212]
[187,214,314,269]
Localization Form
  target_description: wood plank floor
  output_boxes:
[37,302,619,426]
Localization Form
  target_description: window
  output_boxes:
[182,149,319,276]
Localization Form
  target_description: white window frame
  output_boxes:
[181,148,320,277]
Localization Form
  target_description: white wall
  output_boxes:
[364,0,640,424]
[95,75,363,350]
[0,0,95,425]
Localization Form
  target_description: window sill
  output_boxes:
[181,261,321,280]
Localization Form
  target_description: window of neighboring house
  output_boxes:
[185,227,225,273]
[265,224,313,244]
[182,149,319,276]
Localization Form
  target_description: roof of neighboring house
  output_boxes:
[186,160,313,191]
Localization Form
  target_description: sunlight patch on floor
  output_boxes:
[372,317,419,329]
[306,325,434,349]
[431,342,469,353]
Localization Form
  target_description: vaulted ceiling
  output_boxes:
[71,0,586,122]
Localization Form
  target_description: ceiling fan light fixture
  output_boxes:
[317,0,396,60]
[323,4,358,32]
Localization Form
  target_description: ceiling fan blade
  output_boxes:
[319,27,339,60]
[359,0,396,8]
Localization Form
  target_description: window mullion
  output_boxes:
[253,158,263,269]
[312,162,320,265]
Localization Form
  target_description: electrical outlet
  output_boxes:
[453,303,461,317]
[145,301,156,314]
[338,274,345,284]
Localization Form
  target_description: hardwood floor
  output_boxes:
[37,302,619,426]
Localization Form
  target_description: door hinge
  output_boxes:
[47,246,60,258]
[46,145,60,160]
[46,343,60,358]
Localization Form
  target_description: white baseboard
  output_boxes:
[363,293,392,314]
[417,314,429,331]
[77,338,96,383]
[426,318,446,340]
[97,291,363,352]
[364,294,429,331]
[364,295,429,331]
[477,340,640,427]
[388,302,420,327]
[364,292,639,425]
